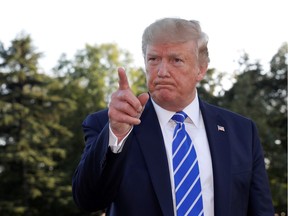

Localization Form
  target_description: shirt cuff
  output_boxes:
[108,125,133,153]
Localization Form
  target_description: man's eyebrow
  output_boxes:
[168,53,185,59]
[146,53,159,57]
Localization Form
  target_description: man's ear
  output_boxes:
[196,63,208,82]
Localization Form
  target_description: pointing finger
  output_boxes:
[118,67,130,90]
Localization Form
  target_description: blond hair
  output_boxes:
[142,18,210,66]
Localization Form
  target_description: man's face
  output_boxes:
[144,41,206,111]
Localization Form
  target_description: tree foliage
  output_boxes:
[0,35,75,215]
[262,43,287,213]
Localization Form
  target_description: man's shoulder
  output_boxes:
[88,109,109,118]
[82,109,109,128]
[201,100,251,122]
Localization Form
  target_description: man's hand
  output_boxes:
[108,67,149,142]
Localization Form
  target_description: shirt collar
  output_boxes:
[151,92,201,128]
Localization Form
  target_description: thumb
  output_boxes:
[135,93,149,122]
[138,92,149,108]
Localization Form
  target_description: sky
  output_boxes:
[1,0,287,75]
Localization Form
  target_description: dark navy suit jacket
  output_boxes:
[72,97,274,216]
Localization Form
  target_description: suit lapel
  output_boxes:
[200,100,231,216]
[134,99,174,216]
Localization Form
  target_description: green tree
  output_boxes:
[198,68,224,104]
[261,42,287,213]
[53,42,142,165]
[221,53,268,130]
[0,35,74,215]
[129,67,148,95]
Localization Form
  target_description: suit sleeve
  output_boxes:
[72,112,127,212]
[248,121,274,215]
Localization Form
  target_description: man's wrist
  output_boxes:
[109,125,133,153]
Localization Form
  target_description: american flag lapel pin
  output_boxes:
[217,125,225,132]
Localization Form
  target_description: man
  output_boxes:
[72,18,274,215]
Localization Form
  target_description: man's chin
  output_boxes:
[151,92,177,107]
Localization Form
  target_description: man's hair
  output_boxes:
[142,17,210,66]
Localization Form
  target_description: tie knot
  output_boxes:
[171,111,187,124]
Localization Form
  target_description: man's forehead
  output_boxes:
[146,42,196,54]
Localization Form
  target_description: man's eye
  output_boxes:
[173,58,184,65]
[148,57,157,61]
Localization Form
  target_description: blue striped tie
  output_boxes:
[172,111,204,216]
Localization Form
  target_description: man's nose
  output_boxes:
[157,61,170,77]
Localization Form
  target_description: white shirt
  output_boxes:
[109,95,214,216]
